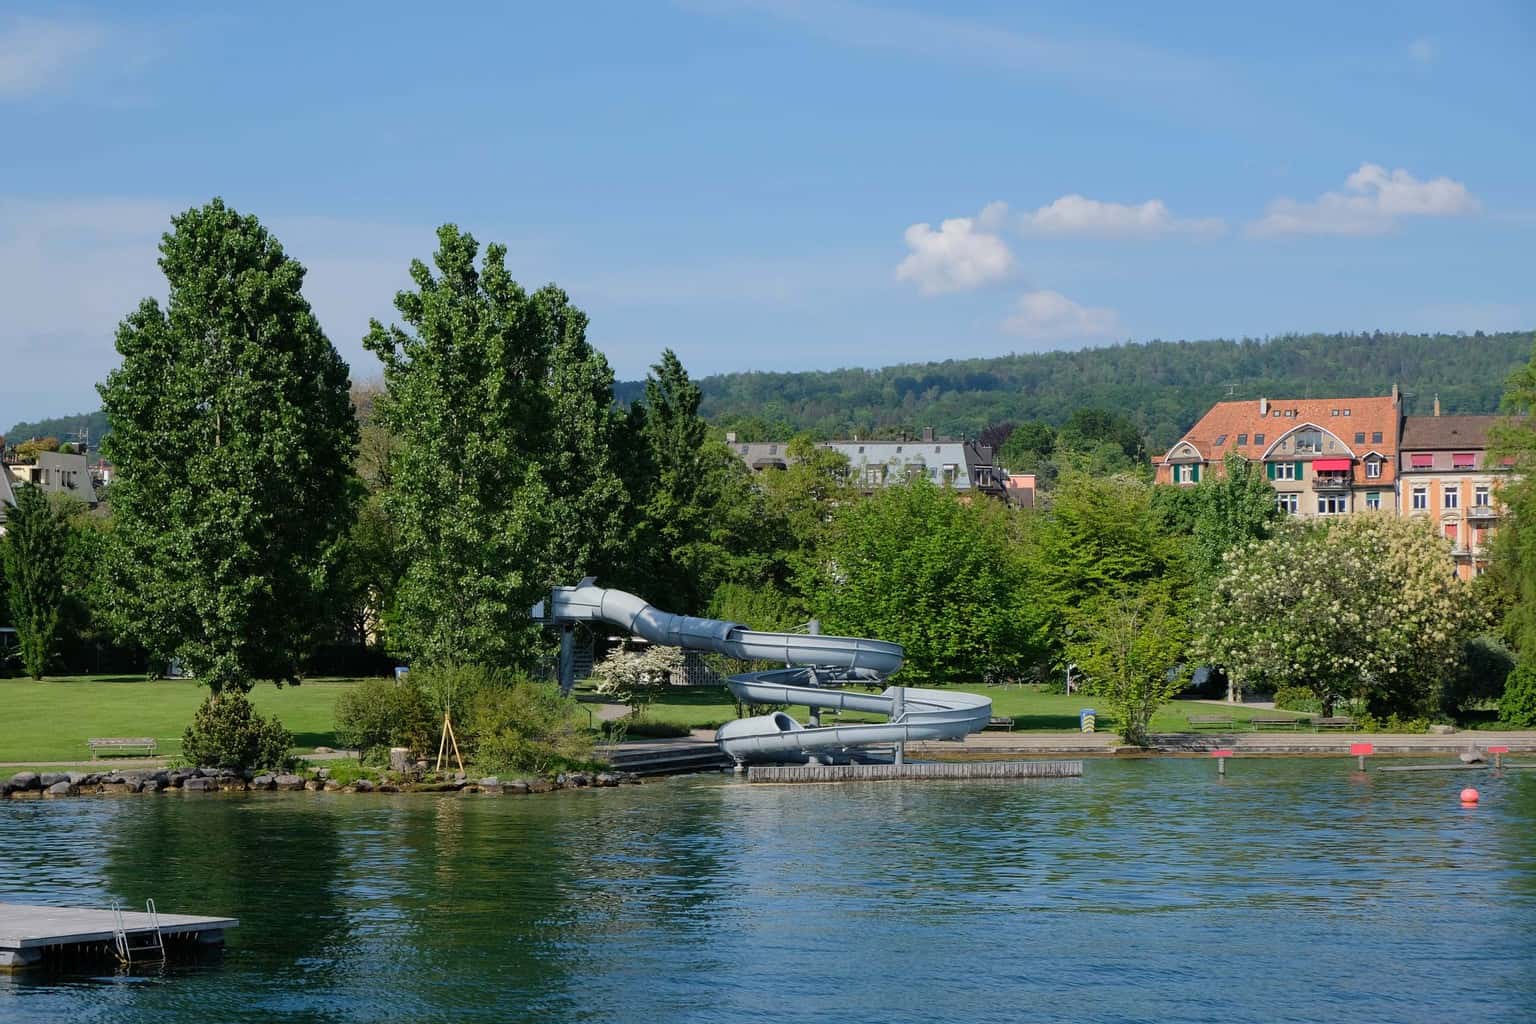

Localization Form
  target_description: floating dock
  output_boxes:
[0,902,236,968]
[746,759,1083,784]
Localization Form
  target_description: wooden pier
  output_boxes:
[746,759,1083,784]
[0,902,236,968]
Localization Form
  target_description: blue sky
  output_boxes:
[3,0,1534,425]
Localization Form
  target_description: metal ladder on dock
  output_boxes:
[111,898,166,965]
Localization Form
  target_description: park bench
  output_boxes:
[985,716,1015,732]
[1187,714,1237,731]
[1313,717,1357,731]
[86,737,158,757]
[1250,714,1310,731]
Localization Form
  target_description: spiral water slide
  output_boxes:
[546,580,992,766]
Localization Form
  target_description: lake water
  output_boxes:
[2,758,1534,1023]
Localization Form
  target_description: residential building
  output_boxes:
[6,451,100,505]
[728,427,1010,501]
[1155,392,1403,518]
[0,464,15,532]
[1398,410,1510,579]
[1003,472,1037,509]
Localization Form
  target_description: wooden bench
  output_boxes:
[1313,717,1357,731]
[1187,715,1237,731]
[985,716,1015,732]
[87,737,158,757]
[1250,714,1310,730]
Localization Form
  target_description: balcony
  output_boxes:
[1313,475,1351,491]
[1469,504,1500,520]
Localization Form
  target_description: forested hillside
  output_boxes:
[11,331,1532,452]
[3,409,110,447]
[682,331,1534,449]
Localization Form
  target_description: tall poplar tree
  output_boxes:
[363,225,556,667]
[1,486,68,679]
[539,292,630,587]
[99,199,358,694]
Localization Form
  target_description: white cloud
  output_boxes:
[1001,289,1122,343]
[895,203,1014,295]
[1018,194,1224,238]
[1250,163,1479,237]
[0,16,106,98]
[1408,37,1437,64]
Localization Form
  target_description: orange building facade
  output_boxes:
[1155,391,1517,579]
[1154,393,1401,517]
[1397,414,1510,580]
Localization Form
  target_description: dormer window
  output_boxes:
[1294,428,1323,453]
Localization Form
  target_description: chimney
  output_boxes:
[922,426,935,443]
[1433,394,1441,417]
[1391,382,1400,405]
[1258,397,1268,417]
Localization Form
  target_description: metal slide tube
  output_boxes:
[547,581,991,764]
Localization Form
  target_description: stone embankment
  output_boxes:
[1,767,640,800]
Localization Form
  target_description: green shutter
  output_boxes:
[1266,462,1276,480]
[1294,460,1303,479]
[1191,464,1201,483]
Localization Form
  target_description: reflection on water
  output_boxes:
[2,758,1535,1023]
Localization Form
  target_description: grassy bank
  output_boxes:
[0,675,362,763]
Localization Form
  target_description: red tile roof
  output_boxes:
[1159,395,1401,486]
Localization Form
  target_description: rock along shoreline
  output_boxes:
[2,767,643,800]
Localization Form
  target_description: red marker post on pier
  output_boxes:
[1351,742,1373,772]
[1488,745,1509,769]
[1212,748,1233,777]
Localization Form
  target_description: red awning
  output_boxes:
[1313,458,1352,471]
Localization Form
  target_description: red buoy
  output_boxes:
[1460,787,1480,804]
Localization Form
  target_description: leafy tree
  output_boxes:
[1190,452,1279,579]
[1196,515,1485,716]
[1,486,69,678]
[590,645,683,715]
[99,199,357,694]
[996,420,1056,477]
[1067,588,1188,746]
[759,435,850,562]
[626,350,777,612]
[1057,407,1146,462]
[541,296,630,586]
[802,479,1045,683]
[364,225,555,667]
[14,437,60,462]
[1031,473,1192,652]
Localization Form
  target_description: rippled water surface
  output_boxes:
[3,758,1535,1023]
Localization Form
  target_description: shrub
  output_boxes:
[466,677,595,776]
[1441,635,1515,716]
[181,693,294,771]
[408,662,502,725]
[603,717,690,740]
[1272,685,1322,714]
[590,646,683,714]
[1500,658,1536,727]
[334,677,436,756]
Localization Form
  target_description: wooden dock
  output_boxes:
[746,759,1083,784]
[0,902,237,968]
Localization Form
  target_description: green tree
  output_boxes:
[996,420,1056,474]
[626,350,777,612]
[1067,588,1188,746]
[803,479,1044,683]
[1,486,69,678]
[1196,515,1484,716]
[99,199,358,694]
[1190,452,1279,579]
[541,296,631,586]
[1031,473,1192,645]
[364,225,554,667]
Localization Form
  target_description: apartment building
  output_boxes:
[1155,392,1402,516]
[1398,412,1509,579]
[729,428,1010,501]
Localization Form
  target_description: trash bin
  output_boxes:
[1079,708,1096,733]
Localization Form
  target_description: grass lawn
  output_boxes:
[0,675,363,763]
[620,683,1312,735]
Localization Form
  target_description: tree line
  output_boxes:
[1,197,1530,752]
